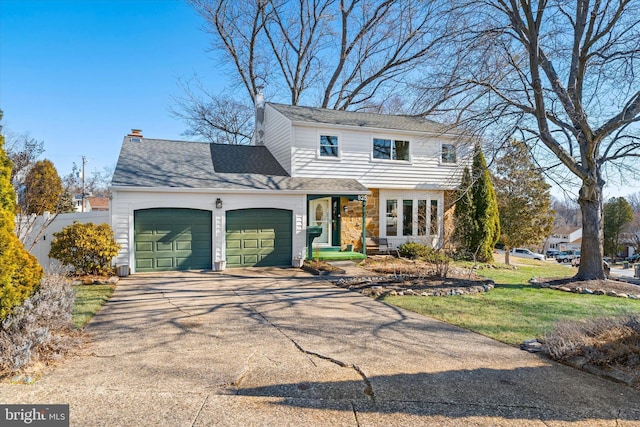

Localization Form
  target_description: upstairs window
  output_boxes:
[320,135,339,157]
[373,138,410,161]
[442,143,457,163]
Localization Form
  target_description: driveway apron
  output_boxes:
[1,269,639,426]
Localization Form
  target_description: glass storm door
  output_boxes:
[310,198,331,245]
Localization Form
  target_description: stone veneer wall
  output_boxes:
[443,190,456,249]
[340,189,379,251]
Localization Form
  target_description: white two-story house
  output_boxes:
[110,98,470,273]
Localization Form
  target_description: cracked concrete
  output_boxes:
[1,269,640,426]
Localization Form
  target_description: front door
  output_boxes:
[309,197,331,245]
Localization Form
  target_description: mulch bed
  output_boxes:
[333,268,494,297]
[534,277,640,299]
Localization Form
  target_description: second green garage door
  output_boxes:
[134,208,212,272]
[226,209,292,267]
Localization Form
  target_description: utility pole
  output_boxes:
[81,155,87,212]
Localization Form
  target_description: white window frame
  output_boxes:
[440,143,457,165]
[379,191,443,243]
[371,136,411,162]
[317,132,342,160]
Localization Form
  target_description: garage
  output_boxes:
[226,209,292,267]
[134,208,212,272]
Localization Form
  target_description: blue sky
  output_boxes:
[1,0,224,179]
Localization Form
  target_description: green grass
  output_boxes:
[383,261,640,346]
[72,284,116,328]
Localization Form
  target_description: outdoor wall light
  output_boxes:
[215,198,223,209]
[343,205,348,212]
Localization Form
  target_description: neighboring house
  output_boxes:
[87,196,110,211]
[110,97,471,273]
[544,227,582,253]
[73,194,90,212]
[73,195,110,212]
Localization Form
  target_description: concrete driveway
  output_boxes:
[1,269,640,426]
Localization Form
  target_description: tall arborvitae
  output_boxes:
[470,145,500,262]
[453,145,500,263]
[0,130,43,319]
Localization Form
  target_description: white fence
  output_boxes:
[18,211,110,270]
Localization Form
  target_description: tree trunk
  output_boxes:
[504,246,510,265]
[576,180,605,280]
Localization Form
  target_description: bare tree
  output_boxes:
[4,131,45,190]
[180,0,456,140]
[433,0,640,279]
[552,197,581,229]
[171,79,254,144]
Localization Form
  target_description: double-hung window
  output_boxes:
[373,138,410,161]
[320,135,339,157]
[441,143,457,164]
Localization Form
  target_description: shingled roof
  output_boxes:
[268,103,453,134]
[111,137,368,193]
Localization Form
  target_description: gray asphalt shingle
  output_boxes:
[111,137,368,193]
[268,103,452,133]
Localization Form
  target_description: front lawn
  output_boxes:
[72,284,116,328]
[382,261,640,346]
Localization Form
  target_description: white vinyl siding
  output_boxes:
[289,124,463,189]
[263,105,294,174]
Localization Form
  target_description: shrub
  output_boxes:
[398,242,431,259]
[1,134,44,320]
[398,242,452,277]
[544,315,640,369]
[49,222,120,276]
[0,273,76,375]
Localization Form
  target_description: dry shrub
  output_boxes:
[0,273,78,376]
[544,315,640,369]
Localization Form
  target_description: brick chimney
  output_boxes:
[127,129,143,138]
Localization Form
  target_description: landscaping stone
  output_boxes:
[520,339,543,353]
[332,274,495,298]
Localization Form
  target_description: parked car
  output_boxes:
[556,250,580,263]
[510,248,545,261]
[625,254,639,262]
[545,249,560,259]
[571,257,611,277]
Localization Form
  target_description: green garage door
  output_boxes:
[226,209,292,267]
[134,208,212,272]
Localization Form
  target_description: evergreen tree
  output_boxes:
[453,167,474,251]
[493,140,555,265]
[23,159,65,214]
[603,197,634,258]
[0,130,43,319]
[453,145,500,263]
[470,146,500,262]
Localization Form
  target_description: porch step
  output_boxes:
[314,250,366,261]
